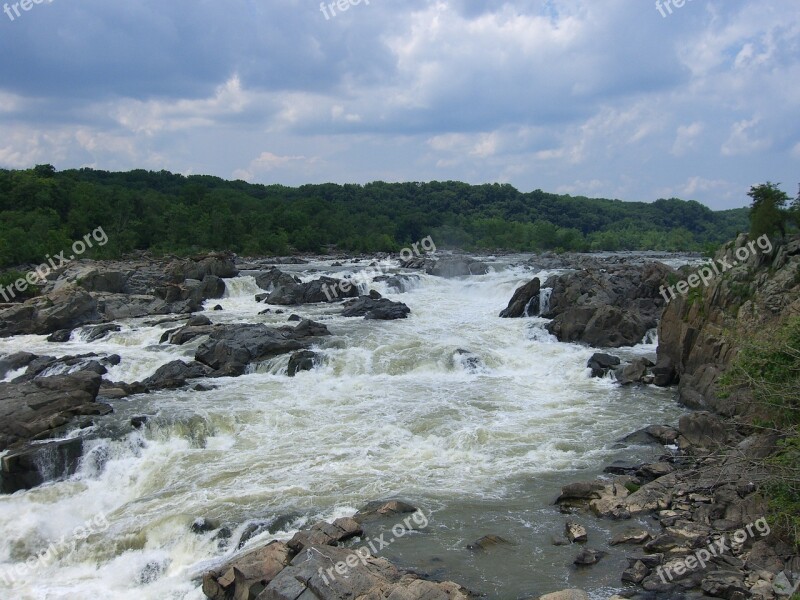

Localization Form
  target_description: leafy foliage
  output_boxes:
[0,165,750,268]
[748,182,791,238]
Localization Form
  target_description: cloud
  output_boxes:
[0,0,798,210]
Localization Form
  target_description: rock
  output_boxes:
[701,571,748,598]
[555,482,605,504]
[187,315,212,327]
[354,500,418,523]
[499,278,541,318]
[191,518,221,535]
[287,314,301,322]
[604,460,640,475]
[195,320,331,376]
[678,411,729,449]
[621,559,650,584]
[652,355,675,387]
[140,360,213,390]
[374,274,419,293]
[637,462,675,479]
[573,548,605,566]
[610,528,651,546]
[623,474,676,515]
[425,257,489,278]
[131,416,149,429]
[565,521,587,543]
[0,285,98,337]
[0,437,84,493]
[772,571,799,596]
[165,253,238,282]
[82,323,122,342]
[0,351,38,379]
[537,591,589,600]
[452,349,485,373]
[615,358,651,385]
[287,518,364,553]
[466,534,512,551]
[258,543,473,600]
[546,305,648,348]
[618,424,678,446]
[202,540,292,600]
[255,268,301,293]
[266,274,359,305]
[213,305,223,311]
[587,353,621,377]
[287,351,319,377]
[0,371,105,452]
[47,329,74,342]
[341,296,411,320]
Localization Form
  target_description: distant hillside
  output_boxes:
[0,165,748,267]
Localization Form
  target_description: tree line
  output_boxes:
[0,165,751,269]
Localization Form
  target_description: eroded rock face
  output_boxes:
[499,277,541,318]
[656,234,800,410]
[540,261,677,348]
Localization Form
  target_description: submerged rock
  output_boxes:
[341,296,411,320]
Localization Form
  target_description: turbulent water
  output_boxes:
[0,257,684,600]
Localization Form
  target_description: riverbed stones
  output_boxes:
[287,517,363,552]
[573,548,605,566]
[467,534,512,551]
[202,540,292,600]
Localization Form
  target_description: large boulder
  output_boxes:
[341,296,411,320]
[140,360,214,390]
[266,274,360,305]
[426,257,489,278]
[546,305,647,348]
[0,371,105,451]
[165,253,238,282]
[499,278,541,318]
[195,320,331,376]
[0,285,99,338]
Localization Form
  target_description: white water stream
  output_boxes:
[0,258,683,599]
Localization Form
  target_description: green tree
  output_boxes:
[748,182,789,238]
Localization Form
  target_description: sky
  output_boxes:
[0,0,798,210]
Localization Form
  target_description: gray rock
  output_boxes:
[587,352,621,377]
[341,296,411,320]
[499,278,541,318]
[287,351,319,377]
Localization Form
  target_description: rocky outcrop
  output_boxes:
[499,277,541,318]
[656,234,800,411]
[341,296,411,320]
[263,271,361,305]
[195,320,331,376]
[201,513,474,600]
[0,253,238,337]
[540,261,677,348]
[401,256,489,277]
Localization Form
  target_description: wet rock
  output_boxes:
[341,296,411,320]
[499,277,541,318]
[0,351,38,378]
[354,500,418,523]
[0,437,84,493]
[604,460,640,475]
[0,285,98,338]
[131,416,149,429]
[426,257,489,278]
[537,591,589,600]
[202,540,292,600]
[287,314,302,322]
[573,548,605,566]
[610,528,651,546]
[546,305,648,348]
[0,371,104,452]
[615,358,652,385]
[555,482,605,504]
[287,518,364,553]
[587,352,620,377]
[637,462,675,480]
[623,473,676,515]
[165,253,238,282]
[452,349,485,373]
[565,521,587,543]
[618,424,679,447]
[187,314,212,327]
[82,323,122,342]
[47,329,74,342]
[287,350,319,377]
[467,534,512,551]
[266,274,359,305]
[701,571,748,598]
[621,559,650,584]
[374,274,419,293]
[191,518,221,535]
[195,320,331,376]
[140,360,213,390]
[255,268,301,293]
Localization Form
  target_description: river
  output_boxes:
[0,256,686,599]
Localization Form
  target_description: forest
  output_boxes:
[0,165,750,268]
